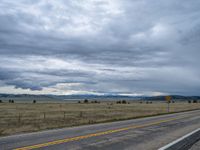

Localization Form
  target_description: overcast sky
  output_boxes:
[0,0,200,96]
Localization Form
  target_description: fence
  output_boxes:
[0,111,87,126]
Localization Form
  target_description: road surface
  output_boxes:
[189,139,200,150]
[1,110,200,150]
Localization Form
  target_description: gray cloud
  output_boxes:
[0,0,200,95]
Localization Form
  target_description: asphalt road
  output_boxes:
[189,139,200,150]
[1,110,200,150]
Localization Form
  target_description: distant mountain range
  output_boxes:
[0,93,200,101]
[143,95,200,101]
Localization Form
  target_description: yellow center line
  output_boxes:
[14,117,183,150]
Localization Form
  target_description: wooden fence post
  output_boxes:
[18,113,21,123]
[63,111,66,119]
[79,111,83,117]
[43,112,46,120]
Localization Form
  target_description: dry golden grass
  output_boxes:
[0,101,200,136]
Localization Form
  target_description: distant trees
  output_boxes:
[122,100,127,104]
[91,100,100,104]
[139,101,154,104]
[9,100,14,103]
[193,100,198,103]
[79,99,100,104]
[116,101,121,104]
[116,100,129,104]
[84,99,89,103]
[188,100,199,103]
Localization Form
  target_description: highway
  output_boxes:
[1,110,200,150]
[189,138,200,150]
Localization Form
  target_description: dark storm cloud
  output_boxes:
[0,0,200,95]
[0,65,97,91]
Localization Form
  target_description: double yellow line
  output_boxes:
[14,117,182,150]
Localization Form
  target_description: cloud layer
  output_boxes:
[0,0,200,95]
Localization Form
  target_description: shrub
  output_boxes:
[91,100,99,103]
[84,99,89,103]
[122,100,127,104]
[33,100,36,103]
[193,100,198,103]
[116,101,121,104]
[0,100,2,103]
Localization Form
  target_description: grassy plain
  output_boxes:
[0,101,200,136]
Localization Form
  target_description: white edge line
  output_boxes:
[158,128,200,150]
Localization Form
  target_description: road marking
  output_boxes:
[158,128,200,150]
[14,117,183,150]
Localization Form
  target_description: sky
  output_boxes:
[0,0,200,96]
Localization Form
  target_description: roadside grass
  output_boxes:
[0,102,200,136]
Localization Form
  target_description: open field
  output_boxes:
[0,101,200,136]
